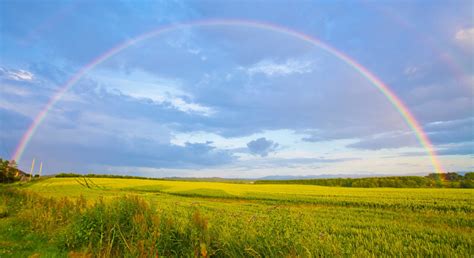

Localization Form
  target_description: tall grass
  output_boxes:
[1,188,212,257]
[1,181,473,257]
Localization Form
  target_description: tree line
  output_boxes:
[55,173,165,181]
[254,172,474,188]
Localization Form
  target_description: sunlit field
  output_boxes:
[1,177,472,257]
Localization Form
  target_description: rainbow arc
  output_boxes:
[12,19,445,174]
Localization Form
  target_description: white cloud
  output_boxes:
[455,27,474,41]
[167,97,214,116]
[455,27,474,50]
[120,90,213,116]
[122,92,214,116]
[244,59,314,77]
[91,69,215,116]
[0,67,34,81]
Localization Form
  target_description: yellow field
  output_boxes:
[26,177,474,210]
[1,177,473,257]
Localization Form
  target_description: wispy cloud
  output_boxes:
[404,66,419,76]
[0,67,34,81]
[165,97,214,116]
[244,59,314,77]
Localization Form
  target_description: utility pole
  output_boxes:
[39,162,43,177]
[30,158,35,180]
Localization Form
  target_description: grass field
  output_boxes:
[1,177,473,257]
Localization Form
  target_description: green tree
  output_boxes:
[0,158,11,183]
[0,158,4,182]
[444,172,461,181]
[0,158,20,183]
[464,172,474,180]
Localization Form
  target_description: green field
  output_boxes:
[1,177,473,257]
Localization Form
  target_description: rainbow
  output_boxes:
[11,19,445,174]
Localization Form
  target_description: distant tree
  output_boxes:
[444,172,461,181]
[464,172,474,180]
[426,172,463,184]
[427,173,441,180]
[460,172,474,188]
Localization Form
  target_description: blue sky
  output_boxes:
[0,0,472,177]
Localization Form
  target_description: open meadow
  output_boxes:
[0,177,473,257]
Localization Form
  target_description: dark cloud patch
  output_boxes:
[347,132,418,150]
[0,108,32,158]
[24,136,236,173]
[301,125,388,143]
[247,137,279,157]
[425,118,474,145]
[317,117,474,151]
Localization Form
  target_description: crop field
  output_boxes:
[1,177,473,257]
